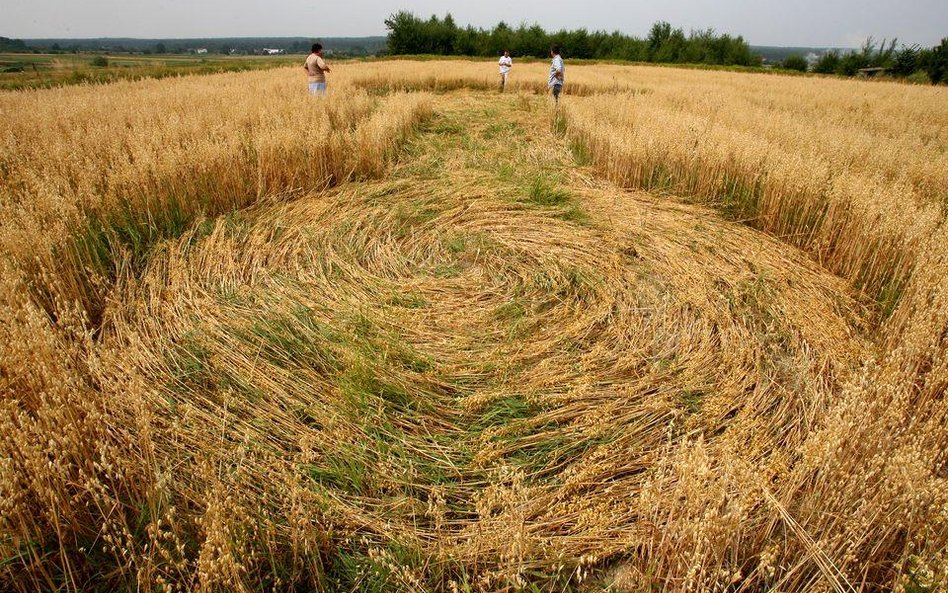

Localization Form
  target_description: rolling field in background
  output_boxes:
[0,52,299,90]
[1,60,946,592]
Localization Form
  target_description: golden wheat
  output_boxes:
[0,65,431,320]
[1,60,945,592]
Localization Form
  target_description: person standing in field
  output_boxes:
[304,43,331,95]
[549,45,565,104]
[498,50,513,92]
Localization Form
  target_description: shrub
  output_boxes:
[906,70,931,84]
[921,38,948,83]
[813,50,840,74]
[838,51,869,76]
[90,55,109,67]
[780,54,808,72]
[891,45,920,77]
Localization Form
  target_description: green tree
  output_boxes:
[832,37,897,76]
[647,21,672,60]
[385,11,424,55]
[489,21,513,56]
[382,12,759,66]
[838,52,868,75]
[919,38,948,83]
[455,25,479,56]
[727,36,760,66]
[781,54,809,72]
[569,28,592,59]
[891,44,920,77]
[427,14,453,54]
[0,37,28,52]
[870,38,898,67]
[653,27,687,62]
[813,50,840,74]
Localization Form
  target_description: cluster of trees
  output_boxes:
[0,36,28,52]
[384,12,761,66]
[780,38,948,83]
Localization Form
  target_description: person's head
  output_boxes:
[503,50,510,57]
[311,43,323,55]
[550,45,561,57]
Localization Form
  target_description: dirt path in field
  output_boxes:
[100,89,872,588]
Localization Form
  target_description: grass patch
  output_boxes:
[508,434,568,469]
[340,364,426,414]
[678,389,704,414]
[327,540,466,593]
[443,231,498,259]
[520,174,590,225]
[387,291,429,309]
[556,203,591,225]
[305,449,369,494]
[876,277,905,320]
[394,200,443,230]
[166,329,216,393]
[494,299,531,339]
[497,161,515,181]
[432,262,462,278]
[245,309,344,375]
[729,272,778,330]
[430,119,466,136]
[444,233,469,255]
[531,265,598,301]
[493,299,527,323]
[473,396,538,431]
[642,162,677,193]
[718,174,765,221]
[0,54,295,91]
[569,138,592,166]
[525,174,571,207]
[552,112,568,136]
[481,121,523,140]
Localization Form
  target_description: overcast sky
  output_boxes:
[3,0,946,48]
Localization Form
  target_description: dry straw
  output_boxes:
[1,60,945,592]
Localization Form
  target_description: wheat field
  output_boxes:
[1,60,946,592]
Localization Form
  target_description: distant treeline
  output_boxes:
[384,12,761,66]
[0,37,28,52]
[807,38,947,83]
[771,37,948,84]
[6,37,388,56]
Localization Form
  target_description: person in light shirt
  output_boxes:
[498,50,513,92]
[303,43,331,95]
[549,45,565,103]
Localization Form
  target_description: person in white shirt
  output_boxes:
[498,50,513,92]
[549,45,565,103]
